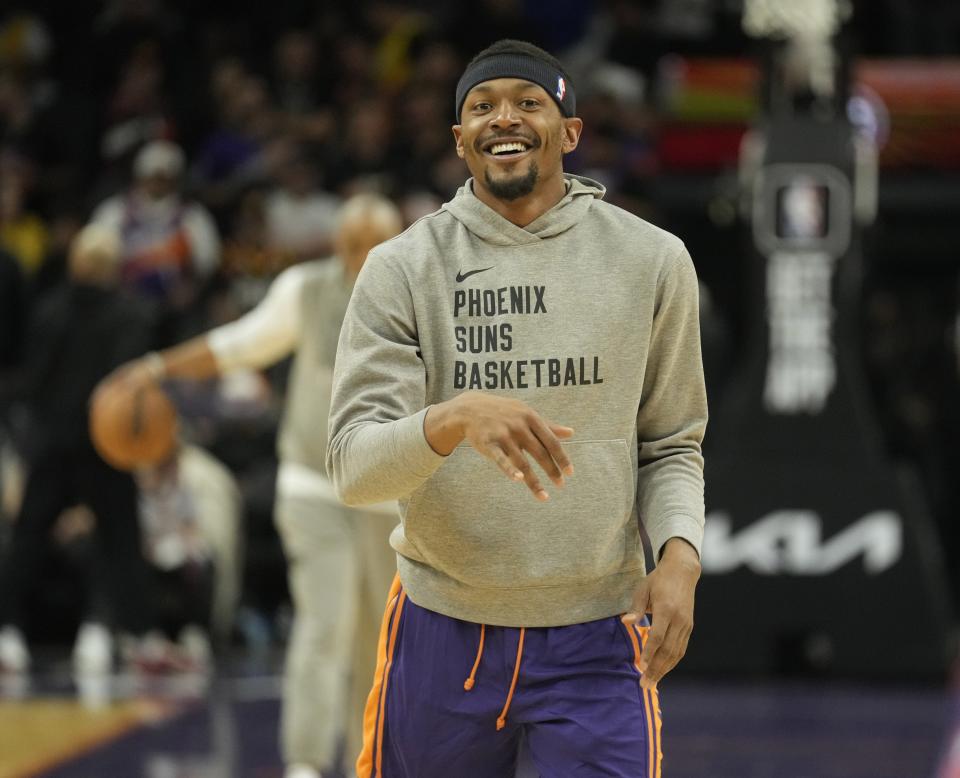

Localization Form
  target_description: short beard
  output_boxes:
[484,162,539,201]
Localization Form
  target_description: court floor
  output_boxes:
[0,656,953,778]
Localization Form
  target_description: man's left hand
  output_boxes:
[624,537,701,690]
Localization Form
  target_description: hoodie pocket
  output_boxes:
[399,438,640,589]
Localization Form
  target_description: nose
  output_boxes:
[489,100,521,130]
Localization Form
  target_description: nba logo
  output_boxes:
[556,76,566,101]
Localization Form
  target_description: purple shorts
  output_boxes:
[358,576,663,777]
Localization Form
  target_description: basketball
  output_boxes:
[89,379,178,470]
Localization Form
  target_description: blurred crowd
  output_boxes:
[0,0,959,669]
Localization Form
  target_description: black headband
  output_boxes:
[455,53,576,120]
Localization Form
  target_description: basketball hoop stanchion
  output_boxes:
[682,0,954,678]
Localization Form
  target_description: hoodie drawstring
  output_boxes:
[462,625,527,731]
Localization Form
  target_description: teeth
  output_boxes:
[490,142,528,155]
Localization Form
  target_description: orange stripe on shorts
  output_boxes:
[621,618,659,778]
[646,683,663,778]
[635,624,663,778]
[356,574,403,778]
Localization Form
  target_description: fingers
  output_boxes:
[487,442,524,482]
[504,413,574,493]
[626,556,699,689]
[106,360,152,390]
[460,396,574,500]
[520,427,565,487]
[501,440,550,501]
[486,442,548,501]
[639,616,693,690]
[531,417,575,479]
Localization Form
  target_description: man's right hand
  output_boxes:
[102,338,219,393]
[101,353,164,394]
[424,392,574,501]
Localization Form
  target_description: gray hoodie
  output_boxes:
[327,174,707,627]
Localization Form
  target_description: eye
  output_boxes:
[519,98,541,110]
[472,101,493,112]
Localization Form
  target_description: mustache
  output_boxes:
[474,133,540,152]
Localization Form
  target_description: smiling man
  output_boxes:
[327,39,707,778]
[453,47,579,226]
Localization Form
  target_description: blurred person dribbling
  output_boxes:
[109,193,404,778]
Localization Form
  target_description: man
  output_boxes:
[327,40,707,777]
[91,140,220,310]
[0,224,158,673]
[112,193,404,778]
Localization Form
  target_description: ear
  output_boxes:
[452,125,465,159]
[560,117,583,155]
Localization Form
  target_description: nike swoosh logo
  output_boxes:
[456,266,495,283]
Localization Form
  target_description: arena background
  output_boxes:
[0,1,959,776]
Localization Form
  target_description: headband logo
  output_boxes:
[556,76,566,102]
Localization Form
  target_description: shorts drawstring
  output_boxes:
[496,627,525,731]
[463,624,486,691]
[462,624,527,731]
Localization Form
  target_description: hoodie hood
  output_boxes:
[442,173,606,247]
